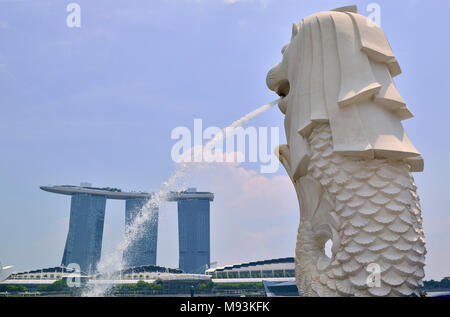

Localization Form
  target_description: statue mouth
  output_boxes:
[278,96,288,114]
[275,79,290,98]
[275,79,290,114]
[267,64,290,114]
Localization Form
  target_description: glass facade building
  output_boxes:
[61,194,106,273]
[123,198,159,268]
[177,198,210,274]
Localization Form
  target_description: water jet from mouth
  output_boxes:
[81,98,280,297]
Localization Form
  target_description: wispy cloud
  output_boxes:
[183,161,298,266]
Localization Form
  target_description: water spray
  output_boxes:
[82,98,281,296]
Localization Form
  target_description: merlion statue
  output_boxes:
[267,5,426,296]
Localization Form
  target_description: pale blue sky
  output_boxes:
[0,0,449,280]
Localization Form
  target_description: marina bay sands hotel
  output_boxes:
[40,184,214,274]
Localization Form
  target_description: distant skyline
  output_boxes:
[0,0,449,280]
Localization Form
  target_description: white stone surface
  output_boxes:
[267,6,426,297]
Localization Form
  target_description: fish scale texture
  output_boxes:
[295,124,426,297]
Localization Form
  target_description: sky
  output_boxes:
[0,0,449,280]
